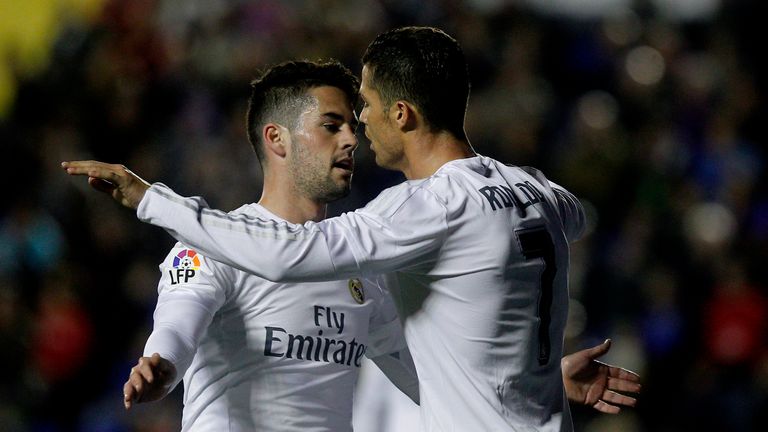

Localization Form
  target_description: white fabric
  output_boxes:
[138,155,586,431]
[143,204,414,432]
[353,358,422,432]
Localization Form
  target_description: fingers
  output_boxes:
[592,399,621,414]
[609,365,641,381]
[149,352,162,367]
[607,375,642,393]
[126,367,147,400]
[601,389,637,408]
[123,357,156,409]
[62,161,129,186]
[62,160,113,176]
[123,380,135,410]
[135,357,156,384]
[580,339,611,361]
[148,353,171,376]
[88,177,117,194]
[61,161,128,188]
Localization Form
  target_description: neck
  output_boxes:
[401,129,475,180]
[258,169,327,224]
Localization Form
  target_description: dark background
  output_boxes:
[1,0,766,430]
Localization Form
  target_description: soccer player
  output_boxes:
[64,27,640,431]
[117,60,418,431]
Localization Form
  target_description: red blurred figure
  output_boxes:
[32,275,93,383]
[704,259,767,366]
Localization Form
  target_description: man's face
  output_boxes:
[358,65,404,171]
[288,86,358,203]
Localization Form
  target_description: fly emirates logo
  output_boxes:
[263,306,367,367]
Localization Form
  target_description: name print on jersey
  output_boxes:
[264,305,367,367]
[478,181,545,211]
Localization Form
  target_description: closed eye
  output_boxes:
[323,123,341,133]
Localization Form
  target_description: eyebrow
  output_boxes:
[321,112,359,130]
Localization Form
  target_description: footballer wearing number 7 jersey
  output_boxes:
[64,27,640,431]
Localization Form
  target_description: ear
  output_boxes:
[391,101,418,132]
[262,123,288,159]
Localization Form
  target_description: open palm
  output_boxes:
[562,339,641,414]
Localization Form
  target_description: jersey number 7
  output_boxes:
[515,227,556,366]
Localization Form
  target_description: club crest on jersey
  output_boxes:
[348,279,364,304]
[168,249,201,285]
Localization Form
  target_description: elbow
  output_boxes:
[259,264,291,283]
[262,268,288,282]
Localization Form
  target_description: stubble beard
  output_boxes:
[289,143,351,204]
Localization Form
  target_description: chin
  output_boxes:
[324,188,350,203]
[374,155,394,170]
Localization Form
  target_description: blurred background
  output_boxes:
[1,0,766,430]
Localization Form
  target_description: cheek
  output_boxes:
[369,119,385,140]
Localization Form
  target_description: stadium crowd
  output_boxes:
[1,0,765,430]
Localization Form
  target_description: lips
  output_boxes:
[333,158,354,172]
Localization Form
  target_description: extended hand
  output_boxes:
[561,339,641,414]
[61,160,151,209]
[123,353,176,409]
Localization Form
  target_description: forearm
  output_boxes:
[143,287,220,394]
[143,326,193,395]
[137,184,361,281]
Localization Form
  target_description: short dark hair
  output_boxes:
[362,27,470,137]
[246,60,359,165]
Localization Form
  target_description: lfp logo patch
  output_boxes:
[173,249,201,270]
[169,249,201,284]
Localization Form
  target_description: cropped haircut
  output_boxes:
[362,27,470,137]
[246,60,359,166]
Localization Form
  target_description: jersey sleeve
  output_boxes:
[363,275,420,404]
[137,183,448,282]
[142,243,230,394]
[549,182,586,242]
[522,167,586,242]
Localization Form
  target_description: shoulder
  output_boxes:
[160,242,224,275]
[156,242,226,292]
[159,203,257,276]
[361,157,500,211]
[360,180,447,219]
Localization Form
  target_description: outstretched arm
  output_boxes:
[123,353,176,409]
[561,339,641,414]
[63,160,447,282]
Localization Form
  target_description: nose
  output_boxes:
[341,124,358,152]
[358,105,368,125]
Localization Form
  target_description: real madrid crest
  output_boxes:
[348,278,365,304]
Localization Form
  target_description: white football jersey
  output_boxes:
[353,358,422,432]
[142,204,414,432]
[139,155,586,431]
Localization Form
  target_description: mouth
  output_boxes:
[333,158,354,173]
